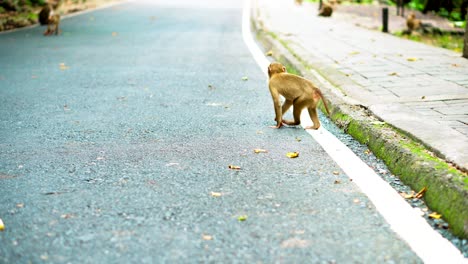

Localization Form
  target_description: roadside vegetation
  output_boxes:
[0,0,115,32]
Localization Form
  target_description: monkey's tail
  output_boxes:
[315,88,331,116]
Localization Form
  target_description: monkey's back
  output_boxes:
[269,73,316,100]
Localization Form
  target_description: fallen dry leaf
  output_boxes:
[59,63,69,70]
[228,165,241,170]
[241,76,248,81]
[415,187,427,199]
[364,149,371,155]
[16,203,24,208]
[112,32,118,37]
[334,180,341,184]
[333,171,339,175]
[286,152,299,158]
[60,214,74,219]
[281,238,310,248]
[202,234,213,240]
[254,149,267,153]
[0,218,4,231]
[353,198,360,204]
[265,50,273,56]
[428,212,442,219]
[388,72,398,76]
[349,51,360,55]
[295,137,302,142]
[238,215,247,221]
[402,191,415,199]
[210,192,222,197]
[407,57,418,62]
[421,96,426,100]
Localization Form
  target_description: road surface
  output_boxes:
[0,0,423,262]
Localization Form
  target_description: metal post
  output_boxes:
[382,7,389,33]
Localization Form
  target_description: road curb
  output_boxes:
[251,4,468,238]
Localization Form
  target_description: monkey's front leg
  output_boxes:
[270,99,285,129]
[275,100,293,122]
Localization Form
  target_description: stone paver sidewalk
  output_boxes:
[255,0,468,172]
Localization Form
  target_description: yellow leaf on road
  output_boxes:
[265,50,273,56]
[428,212,442,219]
[210,192,222,197]
[0,218,4,231]
[228,165,241,170]
[407,57,418,62]
[254,149,267,153]
[241,76,248,81]
[59,63,69,70]
[202,234,213,240]
[286,152,299,158]
[402,191,414,199]
[238,215,247,221]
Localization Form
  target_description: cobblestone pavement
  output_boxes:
[255,0,468,171]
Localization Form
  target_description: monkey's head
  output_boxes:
[268,62,286,79]
[408,12,416,19]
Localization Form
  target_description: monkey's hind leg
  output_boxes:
[304,107,320,130]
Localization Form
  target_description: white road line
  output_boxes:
[242,0,467,263]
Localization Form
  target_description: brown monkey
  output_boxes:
[267,62,330,130]
[318,1,333,17]
[44,14,60,35]
[406,12,421,32]
[38,5,52,25]
[39,4,61,36]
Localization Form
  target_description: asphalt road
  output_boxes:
[0,0,421,262]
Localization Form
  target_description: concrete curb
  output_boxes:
[251,3,468,238]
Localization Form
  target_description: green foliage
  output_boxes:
[29,0,47,5]
[394,31,464,53]
[408,0,425,11]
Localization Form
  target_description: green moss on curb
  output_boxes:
[256,23,468,237]
[344,118,468,237]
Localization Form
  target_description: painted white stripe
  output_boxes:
[242,0,270,77]
[242,0,467,263]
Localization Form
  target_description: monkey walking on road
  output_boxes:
[318,1,334,17]
[267,62,330,130]
[39,4,61,36]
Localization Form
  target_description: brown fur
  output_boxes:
[319,2,333,17]
[406,12,421,32]
[267,62,330,130]
[39,4,61,36]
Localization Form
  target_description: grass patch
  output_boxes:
[394,31,464,53]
